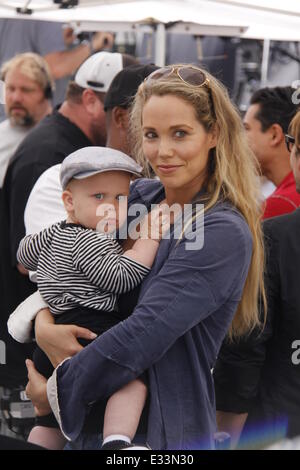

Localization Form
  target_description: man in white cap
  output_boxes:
[0,52,138,398]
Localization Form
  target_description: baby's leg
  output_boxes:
[103,379,147,442]
[28,426,67,450]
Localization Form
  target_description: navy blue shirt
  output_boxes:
[52,178,253,450]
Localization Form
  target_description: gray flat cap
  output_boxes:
[60,146,142,190]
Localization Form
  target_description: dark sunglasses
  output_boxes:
[285,134,295,153]
[145,66,210,88]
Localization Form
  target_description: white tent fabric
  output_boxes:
[0,0,299,41]
[1,0,300,15]
[0,0,133,11]
[216,0,300,15]
[0,0,249,39]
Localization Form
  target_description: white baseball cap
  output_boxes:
[74,51,123,93]
[60,146,142,190]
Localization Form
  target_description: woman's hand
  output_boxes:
[140,201,180,241]
[35,308,97,368]
[25,359,51,416]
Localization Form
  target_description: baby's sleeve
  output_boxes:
[72,230,150,293]
[17,223,58,271]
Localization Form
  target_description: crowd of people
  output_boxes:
[0,19,299,451]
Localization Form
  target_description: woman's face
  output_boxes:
[142,94,217,197]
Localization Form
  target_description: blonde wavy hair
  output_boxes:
[130,64,266,339]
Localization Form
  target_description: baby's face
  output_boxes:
[65,170,131,233]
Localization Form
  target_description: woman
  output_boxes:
[25,65,266,450]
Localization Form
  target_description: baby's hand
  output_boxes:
[140,203,180,241]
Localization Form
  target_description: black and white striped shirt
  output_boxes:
[17,221,150,315]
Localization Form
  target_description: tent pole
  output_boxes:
[155,23,166,67]
[261,38,270,87]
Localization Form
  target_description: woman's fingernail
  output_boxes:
[90,333,97,339]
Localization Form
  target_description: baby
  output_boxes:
[17,146,165,450]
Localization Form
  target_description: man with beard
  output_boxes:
[0,18,115,122]
[0,51,137,394]
[0,53,53,188]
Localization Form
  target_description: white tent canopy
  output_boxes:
[215,0,300,15]
[0,1,248,38]
[0,0,299,41]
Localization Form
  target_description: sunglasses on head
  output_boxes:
[145,66,210,88]
[285,134,295,153]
